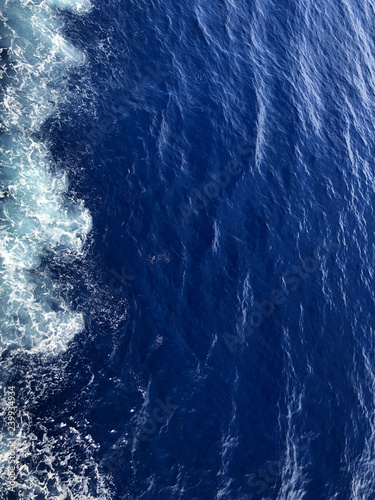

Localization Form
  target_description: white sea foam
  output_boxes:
[0,1,113,497]
[0,0,92,356]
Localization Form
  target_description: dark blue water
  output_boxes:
[2,0,375,498]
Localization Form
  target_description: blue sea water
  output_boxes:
[1,0,375,498]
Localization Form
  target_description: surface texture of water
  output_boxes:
[1,0,375,498]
